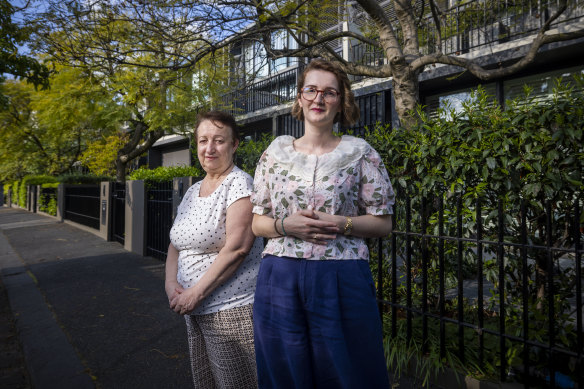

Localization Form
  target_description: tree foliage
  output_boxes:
[0,64,115,181]
[0,0,50,107]
[36,5,231,182]
[34,0,584,127]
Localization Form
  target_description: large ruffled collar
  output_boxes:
[266,135,370,181]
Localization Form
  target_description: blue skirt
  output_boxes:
[253,255,390,389]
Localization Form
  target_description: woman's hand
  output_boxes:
[284,207,339,245]
[165,280,184,305]
[169,287,201,315]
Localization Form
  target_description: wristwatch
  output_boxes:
[343,217,353,236]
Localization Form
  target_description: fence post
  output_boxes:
[56,184,65,221]
[172,176,196,220]
[36,185,41,213]
[26,185,31,211]
[99,182,112,241]
[30,185,37,213]
[7,189,11,208]
[125,180,146,256]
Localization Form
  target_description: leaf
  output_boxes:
[486,158,496,170]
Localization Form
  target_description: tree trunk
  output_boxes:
[391,64,421,129]
[115,157,127,184]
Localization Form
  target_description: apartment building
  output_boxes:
[148,0,584,167]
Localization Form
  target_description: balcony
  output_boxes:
[219,66,303,116]
[220,0,584,114]
[352,0,584,67]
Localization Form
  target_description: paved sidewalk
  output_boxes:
[0,207,191,389]
[1,206,433,389]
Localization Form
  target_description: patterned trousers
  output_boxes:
[185,304,257,389]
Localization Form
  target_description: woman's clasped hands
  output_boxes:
[285,205,340,245]
[167,284,197,315]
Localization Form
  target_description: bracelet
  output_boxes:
[281,216,288,236]
[343,217,353,236]
[274,218,282,236]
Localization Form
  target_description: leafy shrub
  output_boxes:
[18,180,27,208]
[10,181,19,206]
[38,183,59,216]
[367,78,583,383]
[236,133,275,176]
[57,173,113,184]
[23,175,58,186]
[128,165,204,182]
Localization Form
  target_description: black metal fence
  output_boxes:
[63,185,100,229]
[112,182,125,245]
[146,181,173,261]
[373,190,583,387]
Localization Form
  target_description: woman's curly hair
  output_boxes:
[291,59,360,127]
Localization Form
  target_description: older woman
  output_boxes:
[251,59,394,388]
[165,111,262,388]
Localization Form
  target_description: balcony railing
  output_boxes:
[221,0,583,114]
[352,0,584,67]
[220,66,303,115]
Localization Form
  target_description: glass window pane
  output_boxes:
[504,65,584,104]
[426,84,496,120]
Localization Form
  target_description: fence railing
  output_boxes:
[63,185,100,230]
[220,66,303,115]
[352,0,584,69]
[373,190,583,387]
[5,177,582,387]
[146,181,173,261]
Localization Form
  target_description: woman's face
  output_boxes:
[196,119,238,175]
[298,69,342,128]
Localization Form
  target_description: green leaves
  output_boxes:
[369,80,583,203]
[128,165,203,182]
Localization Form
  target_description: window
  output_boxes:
[425,84,497,120]
[503,66,584,105]
[269,30,298,74]
[244,41,269,81]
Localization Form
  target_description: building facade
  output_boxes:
[148,0,584,168]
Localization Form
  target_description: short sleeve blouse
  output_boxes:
[169,166,263,315]
[251,135,395,261]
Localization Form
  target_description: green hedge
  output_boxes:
[56,173,113,185]
[128,165,204,182]
[128,133,275,183]
[366,78,583,384]
[236,133,275,176]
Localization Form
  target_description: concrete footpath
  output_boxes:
[0,207,191,388]
[0,206,431,389]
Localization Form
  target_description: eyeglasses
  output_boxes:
[300,87,340,103]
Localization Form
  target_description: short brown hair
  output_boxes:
[291,59,360,127]
[194,111,240,143]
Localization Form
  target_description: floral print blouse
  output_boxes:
[251,135,395,260]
